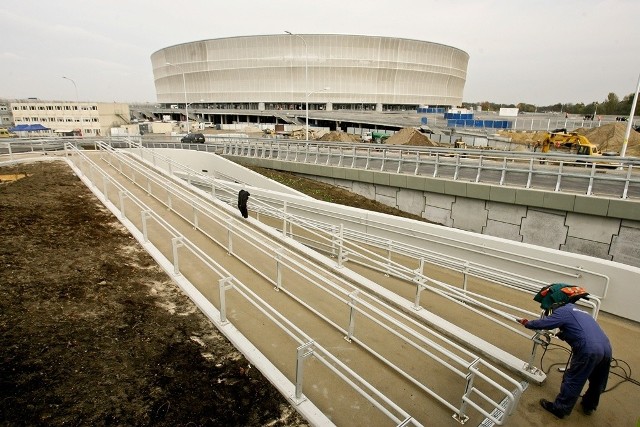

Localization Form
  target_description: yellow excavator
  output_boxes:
[534,130,600,155]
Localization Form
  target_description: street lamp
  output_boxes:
[620,72,640,157]
[62,76,78,103]
[285,31,309,140]
[165,62,189,134]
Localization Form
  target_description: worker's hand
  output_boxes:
[518,318,529,326]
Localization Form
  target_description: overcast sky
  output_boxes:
[1,0,638,106]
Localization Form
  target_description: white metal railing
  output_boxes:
[112,140,612,384]
[7,137,639,201]
[84,146,522,423]
[67,144,426,426]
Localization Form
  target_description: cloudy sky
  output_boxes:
[1,0,638,106]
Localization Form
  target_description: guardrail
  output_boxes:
[118,137,640,200]
[4,137,640,200]
[71,141,527,425]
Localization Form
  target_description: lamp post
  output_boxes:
[285,31,309,140]
[165,62,189,134]
[62,76,78,103]
[620,73,640,158]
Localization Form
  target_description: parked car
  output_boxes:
[181,133,205,143]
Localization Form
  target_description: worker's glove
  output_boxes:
[518,318,529,326]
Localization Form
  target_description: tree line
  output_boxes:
[464,92,639,116]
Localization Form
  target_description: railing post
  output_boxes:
[413,258,426,310]
[414,151,421,175]
[218,276,233,324]
[274,248,284,291]
[351,146,356,168]
[294,341,315,404]
[102,173,109,201]
[118,190,127,220]
[525,158,533,188]
[141,210,151,242]
[462,261,470,291]
[344,290,359,342]
[622,164,632,199]
[586,162,597,196]
[336,224,347,268]
[453,154,461,180]
[282,201,288,237]
[192,202,199,229]
[555,162,564,192]
[453,358,480,424]
[433,153,440,178]
[171,236,184,275]
[227,218,234,255]
[475,156,483,183]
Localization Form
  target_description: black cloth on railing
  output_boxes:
[237,189,250,218]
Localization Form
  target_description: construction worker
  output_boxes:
[518,284,612,419]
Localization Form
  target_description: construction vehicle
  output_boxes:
[0,128,17,138]
[534,131,600,155]
[371,131,391,143]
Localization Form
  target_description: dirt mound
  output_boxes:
[498,130,549,144]
[573,122,640,155]
[386,128,438,146]
[317,130,361,143]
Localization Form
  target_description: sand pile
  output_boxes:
[317,131,361,143]
[573,122,640,155]
[498,130,549,144]
[386,128,438,146]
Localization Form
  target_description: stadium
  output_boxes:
[150,34,469,113]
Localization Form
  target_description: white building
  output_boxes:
[151,34,469,112]
[10,101,130,136]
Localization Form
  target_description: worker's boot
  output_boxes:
[540,399,565,419]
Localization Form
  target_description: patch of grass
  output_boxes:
[241,163,432,223]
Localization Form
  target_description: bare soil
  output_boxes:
[0,161,308,427]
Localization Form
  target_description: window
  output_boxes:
[47,106,53,110]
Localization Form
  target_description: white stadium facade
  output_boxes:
[151,34,469,114]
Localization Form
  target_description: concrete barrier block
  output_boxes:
[486,201,526,225]
[444,181,467,197]
[489,186,517,204]
[397,188,426,216]
[332,167,347,179]
[424,205,453,227]
[425,192,455,209]
[451,197,487,233]
[358,170,375,183]
[373,172,390,186]
[484,219,523,242]
[424,178,445,193]
[352,181,375,199]
[406,176,426,191]
[566,212,620,244]
[561,237,613,260]
[610,226,640,268]
[515,189,545,207]
[389,174,407,188]
[344,168,360,180]
[521,209,568,249]
[574,195,609,216]
[608,199,640,221]
[466,183,491,200]
[543,192,575,212]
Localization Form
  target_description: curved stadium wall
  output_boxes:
[151,34,469,110]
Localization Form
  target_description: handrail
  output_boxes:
[66,143,424,426]
[87,141,525,424]
[117,140,608,347]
